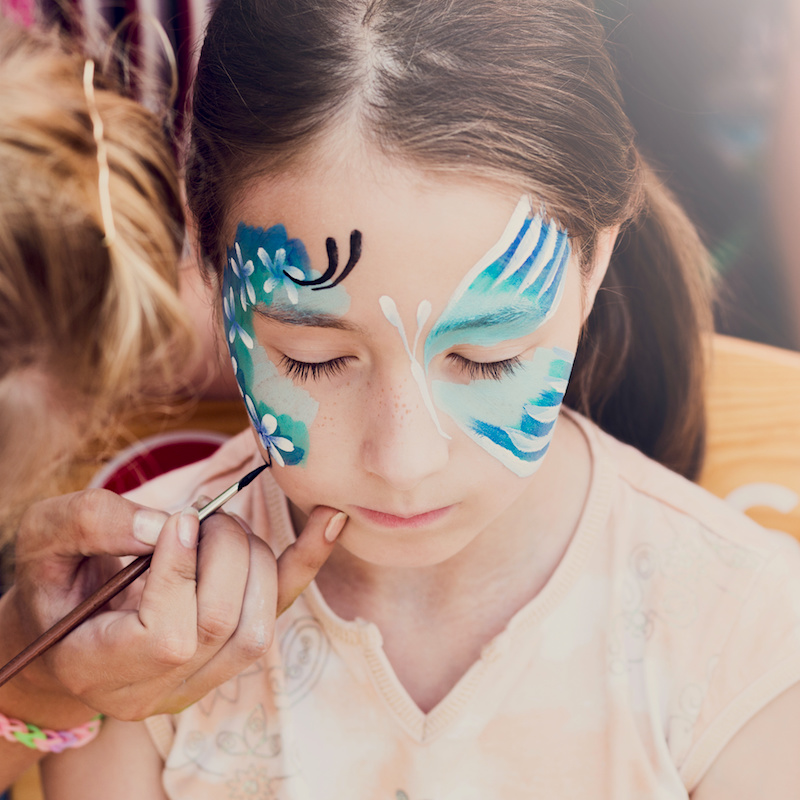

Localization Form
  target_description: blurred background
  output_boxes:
[2,0,799,351]
[598,0,800,350]
[0,0,206,147]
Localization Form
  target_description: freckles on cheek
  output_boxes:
[432,347,574,477]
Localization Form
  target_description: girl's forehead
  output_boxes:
[232,162,528,299]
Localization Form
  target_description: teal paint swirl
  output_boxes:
[223,222,350,466]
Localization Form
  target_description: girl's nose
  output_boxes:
[361,376,450,492]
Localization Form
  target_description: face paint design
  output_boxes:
[380,196,575,477]
[378,296,450,439]
[431,347,573,476]
[223,223,353,466]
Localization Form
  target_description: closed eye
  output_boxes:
[279,354,354,381]
[447,353,522,380]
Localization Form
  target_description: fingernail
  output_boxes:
[193,494,212,511]
[178,506,200,548]
[133,509,169,546]
[324,512,347,543]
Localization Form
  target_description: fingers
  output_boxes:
[14,491,168,639]
[162,506,341,710]
[195,515,278,659]
[17,488,167,565]
[32,499,346,720]
[193,515,252,652]
[135,508,201,667]
[192,494,212,512]
[275,507,347,615]
[123,505,345,701]
[68,508,203,694]
[232,535,278,654]
[51,507,233,710]
[168,533,277,711]
[63,510,273,707]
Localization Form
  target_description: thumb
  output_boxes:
[275,507,347,615]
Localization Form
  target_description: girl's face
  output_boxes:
[223,153,590,567]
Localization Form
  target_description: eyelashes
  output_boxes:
[280,353,521,382]
[446,353,521,380]
[279,355,353,381]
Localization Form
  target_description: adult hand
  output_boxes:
[2,488,345,726]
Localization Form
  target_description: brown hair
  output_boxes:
[186,0,714,478]
[0,19,193,542]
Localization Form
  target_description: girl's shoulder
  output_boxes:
[571,406,800,680]
[124,429,260,512]
[571,411,800,785]
[573,408,800,565]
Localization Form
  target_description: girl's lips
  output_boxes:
[353,505,454,529]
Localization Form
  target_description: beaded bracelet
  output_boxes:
[0,710,103,753]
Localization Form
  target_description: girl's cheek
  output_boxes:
[223,276,320,469]
[431,346,574,477]
[222,221,352,468]
[238,343,319,467]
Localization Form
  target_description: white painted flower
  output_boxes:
[230,242,256,310]
[245,395,295,467]
[257,246,306,305]
[223,287,254,348]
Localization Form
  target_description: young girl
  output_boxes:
[41,0,800,797]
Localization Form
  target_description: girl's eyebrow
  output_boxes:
[254,305,365,333]
[433,308,533,337]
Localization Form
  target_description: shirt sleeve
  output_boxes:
[679,531,800,791]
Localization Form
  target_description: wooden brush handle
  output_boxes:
[0,554,151,688]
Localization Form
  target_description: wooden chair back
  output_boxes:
[699,335,800,540]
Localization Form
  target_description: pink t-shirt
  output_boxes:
[132,411,800,799]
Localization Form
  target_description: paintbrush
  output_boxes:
[0,462,268,688]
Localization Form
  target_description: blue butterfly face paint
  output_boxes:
[379,196,575,477]
[432,347,574,476]
[223,222,353,467]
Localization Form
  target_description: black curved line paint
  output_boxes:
[284,230,362,291]
[323,230,362,290]
[287,237,339,287]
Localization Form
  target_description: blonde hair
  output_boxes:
[0,19,193,543]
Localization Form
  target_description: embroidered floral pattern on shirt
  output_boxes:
[279,616,330,704]
[217,705,282,759]
[227,765,279,799]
